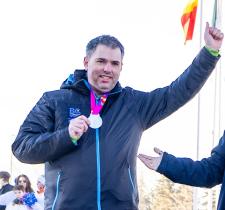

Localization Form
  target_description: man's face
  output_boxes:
[84,44,123,95]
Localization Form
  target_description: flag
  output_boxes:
[181,0,198,44]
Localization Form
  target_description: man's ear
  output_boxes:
[83,56,88,70]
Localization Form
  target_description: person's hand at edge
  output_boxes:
[138,147,164,171]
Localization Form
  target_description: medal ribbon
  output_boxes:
[90,91,107,115]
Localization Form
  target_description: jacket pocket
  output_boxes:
[128,165,136,193]
[108,164,137,202]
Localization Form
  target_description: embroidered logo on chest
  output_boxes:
[68,108,81,121]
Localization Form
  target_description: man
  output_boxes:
[138,131,225,210]
[12,22,223,210]
[0,171,13,210]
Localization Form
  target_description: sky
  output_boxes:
[0,0,224,187]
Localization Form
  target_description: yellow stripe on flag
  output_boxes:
[181,0,198,44]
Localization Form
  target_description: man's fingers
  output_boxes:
[137,154,145,161]
[138,148,164,171]
[79,115,91,125]
[205,22,209,32]
[71,127,83,137]
[137,154,146,160]
[210,29,223,40]
[138,154,151,165]
[138,154,157,170]
[219,33,224,40]
[215,32,224,40]
[69,115,91,139]
[154,147,163,156]
[138,153,151,160]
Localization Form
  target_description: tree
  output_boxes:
[138,169,193,210]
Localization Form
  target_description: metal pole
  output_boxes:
[193,0,203,209]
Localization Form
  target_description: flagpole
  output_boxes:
[196,0,203,162]
[216,2,223,206]
[213,0,222,208]
[193,0,203,209]
[209,0,220,209]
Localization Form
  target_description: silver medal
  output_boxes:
[88,114,102,129]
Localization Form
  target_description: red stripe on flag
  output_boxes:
[181,3,198,43]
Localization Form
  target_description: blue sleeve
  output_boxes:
[11,93,75,164]
[157,132,225,188]
[133,47,220,130]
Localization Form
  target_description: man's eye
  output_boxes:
[112,62,119,66]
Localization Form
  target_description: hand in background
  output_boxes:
[138,147,164,171]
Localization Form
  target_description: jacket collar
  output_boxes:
[61,69,122,96]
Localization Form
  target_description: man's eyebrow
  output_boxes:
[111,60,120,64]
[95,57,121,65]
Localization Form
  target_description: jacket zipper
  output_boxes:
[96,128,101,210]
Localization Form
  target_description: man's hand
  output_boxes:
[204,22,224,51]
[68,115,90,140]
[138,147,164,171]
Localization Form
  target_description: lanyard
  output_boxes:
[90,91,107,115]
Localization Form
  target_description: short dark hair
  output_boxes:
[86,35,124,58]
[13,185,24,192]
[0,171,10,182]
[12,185,25,205]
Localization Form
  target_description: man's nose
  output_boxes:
[103,63,113,72]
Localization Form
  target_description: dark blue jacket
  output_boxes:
[0,184,13,210]
[12,48,220,210]
[157,131,225,210]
